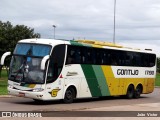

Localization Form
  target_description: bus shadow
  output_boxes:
[13,99,63,105]
[13,95,149,105]
[73,96,148,103]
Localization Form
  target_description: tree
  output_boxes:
[0,21,40,77]
[157,57,160,73]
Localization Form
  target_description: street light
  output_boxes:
[52,25,56,39]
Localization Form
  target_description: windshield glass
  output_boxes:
[14,43,51,57]
[9,43,52,84]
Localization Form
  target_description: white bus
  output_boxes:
[1,39,156,103]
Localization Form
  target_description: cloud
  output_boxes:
[0,0,160,55]
[119,40,160,57]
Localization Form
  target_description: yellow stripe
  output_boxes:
[29,84,36,88]
[92,45,103,48]
[101,66,119,95]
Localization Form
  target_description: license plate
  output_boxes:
[18,92,25,97]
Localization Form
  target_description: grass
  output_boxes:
[0,70,8,95]
[0,80,8,95]
[156,73,160,86]
[0,70,160,95]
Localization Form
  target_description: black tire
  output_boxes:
[126,85,134,99]
[63,87,75,103]
[134,85,142,99]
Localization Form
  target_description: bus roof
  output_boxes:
[18,38,156,55]
[70,39,156,54]
[18,38,67,45]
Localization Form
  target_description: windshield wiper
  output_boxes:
[13,61,29,84]
[13,64,24,83]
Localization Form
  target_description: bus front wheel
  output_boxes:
[63,87,76,103]
[126,84,134,99]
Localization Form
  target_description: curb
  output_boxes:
[155,86,160,88]
[0,95,16,98]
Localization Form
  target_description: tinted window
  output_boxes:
[66,45,156,67]
[14,43,51,57]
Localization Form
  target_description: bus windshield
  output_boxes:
[9,43,52,84]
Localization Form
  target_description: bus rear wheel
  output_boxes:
[126,84,134,99]
[63,87,75,103]
[134,85,142,99]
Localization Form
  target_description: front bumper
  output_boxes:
[8,87,45,100]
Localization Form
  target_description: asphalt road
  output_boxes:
[0,87,159,112]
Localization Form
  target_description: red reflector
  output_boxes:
[59,74,63,78]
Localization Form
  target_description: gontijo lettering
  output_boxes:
[117,69,139,75]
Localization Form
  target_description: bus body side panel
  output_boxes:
[106,66,156,95]
[62,64,92,98]
[80,65,156,97]
[101,65,120,96]
[56,64,156,99]
[143,78,155,93]
[81,65,110,97]
[44,77,65,100]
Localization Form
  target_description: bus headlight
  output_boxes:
[8,85,14,89]
[33,88,44,92]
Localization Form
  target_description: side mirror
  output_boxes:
[0,52,11,65]
[41,55,50,70]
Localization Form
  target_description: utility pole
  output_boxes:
[113,0,116,44]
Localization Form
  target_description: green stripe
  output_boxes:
[23,84,29,87]
[92,65,110,96]
[81,65,102,97]
[70,41,91,47]
[70,41,83,46]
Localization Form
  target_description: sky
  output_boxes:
[0,0,160,56]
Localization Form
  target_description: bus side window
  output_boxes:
[136,53,141,67]
[141,53,148,67]
[144,54,149,67]
[106,52,111,65]
[127,52,135,66]
[149,54,156,67]
[92,49,96,64]
[81,48,85,64]
[66,46,76,64]
[96,49,101,65]
[75,47,81,64]
[102,51,107,65]
[110,50,118,65]
[132,55,137,66]
[119,51,124,66]
[86,48,92,64]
